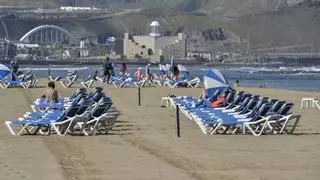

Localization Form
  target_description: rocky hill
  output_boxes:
[0,0,319,51]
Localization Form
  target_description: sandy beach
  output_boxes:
[0,80,319,180]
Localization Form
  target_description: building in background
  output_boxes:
[121,21,187,61]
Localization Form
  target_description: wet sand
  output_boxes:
[0,80,319,180]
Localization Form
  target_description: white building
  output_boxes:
[122,21,187,61]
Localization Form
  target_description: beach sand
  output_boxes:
[0,80,319,180]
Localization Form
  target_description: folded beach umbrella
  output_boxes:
[0,64,12,80]
[168,56,175,73]
[204,69,229,97]
[170,56,174,68]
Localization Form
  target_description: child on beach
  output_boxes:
[234,80,240,88]
[41,81,59,103]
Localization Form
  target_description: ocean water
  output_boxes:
[19,65,320,92]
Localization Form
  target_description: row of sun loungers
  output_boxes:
[5,87,118,136]
[0,71,38,89]
[102,74,201,89]
[155,77,201,88]
[161,90,301,136]
[49,71,95,89]
[46,64,201,89]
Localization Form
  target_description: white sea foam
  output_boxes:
[237,66,320,73]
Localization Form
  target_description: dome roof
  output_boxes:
[150,21,160,27]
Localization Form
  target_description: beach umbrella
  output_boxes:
[0,64,12,80]
[203,69,229,97]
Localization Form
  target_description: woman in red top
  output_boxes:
[211,91,229,108]
[211,97,225,108]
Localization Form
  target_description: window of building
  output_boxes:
[140,52,143,55]
[148,48,153,55]
[141,45,146,48]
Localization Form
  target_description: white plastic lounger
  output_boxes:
[267,114,301,134]
[60,78,94,88]
[187,77,201,88]
[0,80,32,89]
[48,76,62,82]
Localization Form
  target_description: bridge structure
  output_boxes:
[19,25,75,45]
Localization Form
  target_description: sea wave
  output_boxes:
[236,66,320,73]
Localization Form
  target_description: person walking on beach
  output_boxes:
[103,57,113,84]
[145,64,152,80]
[145,64,153,85]
[10,60,19,75]
[41,81,59,103]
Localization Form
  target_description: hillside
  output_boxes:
[0,0,320,50]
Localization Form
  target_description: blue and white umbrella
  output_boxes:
[0,64,12,80]
[203,69,229,97]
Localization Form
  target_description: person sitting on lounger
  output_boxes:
[199,89,229,107]
[41,81,59,103]
[211,91,230,108]
[120,63,127,75]
[168,66,180,80]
